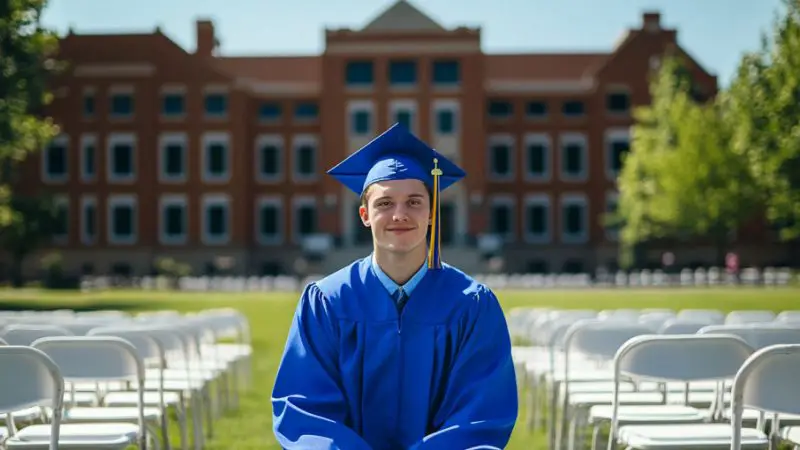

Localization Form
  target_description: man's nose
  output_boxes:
[392,204,410,221]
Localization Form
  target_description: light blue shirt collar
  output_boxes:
[370,253,428,297]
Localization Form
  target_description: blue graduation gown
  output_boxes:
[271,257,518,450]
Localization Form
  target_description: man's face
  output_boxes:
[359,179,430,254]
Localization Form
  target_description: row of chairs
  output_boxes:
[0,308,251,450]
[510,307,800,450]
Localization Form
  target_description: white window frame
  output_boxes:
[561,193,589,244]
[559,132,588,182]
[488,194,516,242]
[41,134,69,184]
[80,134,97,183]
[292,195,317,244]
[487,134,515,182]
[107,194,137,245]
[255,134,284,183]
[605,127,631,180]
[523,194,551,244]
[106,132,137,184]
[389,99,417,133]
[160,84,186,120]
[80,195,97,246]
[523,133,551,182]
[201,132,231,183]
[158,132,188,184]
[201,193,231,245]
[347,100,374,137]
[256,195,284,245]
[605,190,620,241]
[108,84,134,120]
[292,134,318,183]
[159,194,188,245]
[52,194,69,245]
[432,99,459,136]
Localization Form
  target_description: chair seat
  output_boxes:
[7,423,139,450]
[103,391,182,407]
[722,408,800,425]
[144,378,205,391]
[0,406,46,424]
[569,391,666,407]
[62,407,162,423]
[589,405,709,425]
[560,381,636,395]
[780,426,800,445]
[0,426,7,441]
[618,423,768,450]
[144,367,216,382]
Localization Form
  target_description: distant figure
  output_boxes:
[271,124,519,450]
[726,252,740,283]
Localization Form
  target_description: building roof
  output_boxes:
[213,56,320,84]
[486,53,609,81]
[361,0,447,32]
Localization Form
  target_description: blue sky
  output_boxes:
[42,0,782,87]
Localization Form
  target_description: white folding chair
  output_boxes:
[0,346,64,450]
[730,344,800,450]
[5,336,148,450]
[607,334,768,450]
[698,325,800,350]
[725,311,777,325]
[659,318,715,335]
[678,309,725,325]
[0,324,72,346]
[559,319,655,450]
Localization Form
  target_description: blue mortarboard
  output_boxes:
[327,123,466,270]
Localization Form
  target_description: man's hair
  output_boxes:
[360,183,433,207]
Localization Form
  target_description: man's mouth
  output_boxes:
[387,227,415,233]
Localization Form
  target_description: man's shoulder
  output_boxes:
[309,257,369,301]
[438,262,492,298]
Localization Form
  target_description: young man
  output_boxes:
[271,124,518,450]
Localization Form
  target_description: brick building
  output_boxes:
[11,0,792,278]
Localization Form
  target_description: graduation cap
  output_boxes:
[327,123,465,270]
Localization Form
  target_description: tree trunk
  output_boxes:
[10,253,25,288]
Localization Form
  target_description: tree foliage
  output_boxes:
[0,195,60,286]
[727,0,800,240]
[616,57,761,266]
[0,0,61,224]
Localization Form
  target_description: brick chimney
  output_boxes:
[642,12,661,32]
[195,19,217,56]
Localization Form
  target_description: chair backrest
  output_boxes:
[31,336,144,382]
[659,318,714,335]
[725,310,776,325]
[730,344,800,450]
[677,308,725,324]
[565,319,653,361]
[0,346,64,413]
[776,311,800,323]
[639,312,677,331]
[615,334,754,382]
[0,324,73,345]
[698,325,800,350]
[86,328,163,364]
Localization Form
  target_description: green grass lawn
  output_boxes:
[1,286,799,449]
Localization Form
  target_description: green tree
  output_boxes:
[727,0,800,240]
[616,56,761,266]
[0,195,60,287]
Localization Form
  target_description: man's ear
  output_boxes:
[359,204,371,227]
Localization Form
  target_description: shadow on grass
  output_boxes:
[0,299,147,312]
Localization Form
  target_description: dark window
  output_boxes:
[297,205,317,236]
[564,143,584,176]
[437,110,454,133]
[83,203,96,238]
[610,140,630,173]
[565,204,584,234]
[46,143,66,177]
[163,94,184,116]
[527,143,547,176]
[112,205,133,237]
[205,93,227,116]
[260,144,280,177]
[526,101,547,117]
[346,61,374,86]
[260,205,279,236]
[164,144,184,177]
[207,143,226,176]
[207,205,227,236]
[83,94,95,116]
[83,144,95,177]
[352,110,371,134]
[164,205,185,236]
[432,60,460,85]
[110,94,133,116]
[112,143,133,176]
[259,102,281,120]
[562,100,584,116]
[527,204,547,235]
[606,92,630,113]
[490,144,511,176]
[296,145,315,176]
[295,102,319,120]
[488,101,513,118]
[491,204,512,235]
[389,61,416,85]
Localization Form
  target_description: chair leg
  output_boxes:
[591,425,602,450]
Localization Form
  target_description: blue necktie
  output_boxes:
[394,288,409,313]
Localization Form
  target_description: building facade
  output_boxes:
[11,0,793,278]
